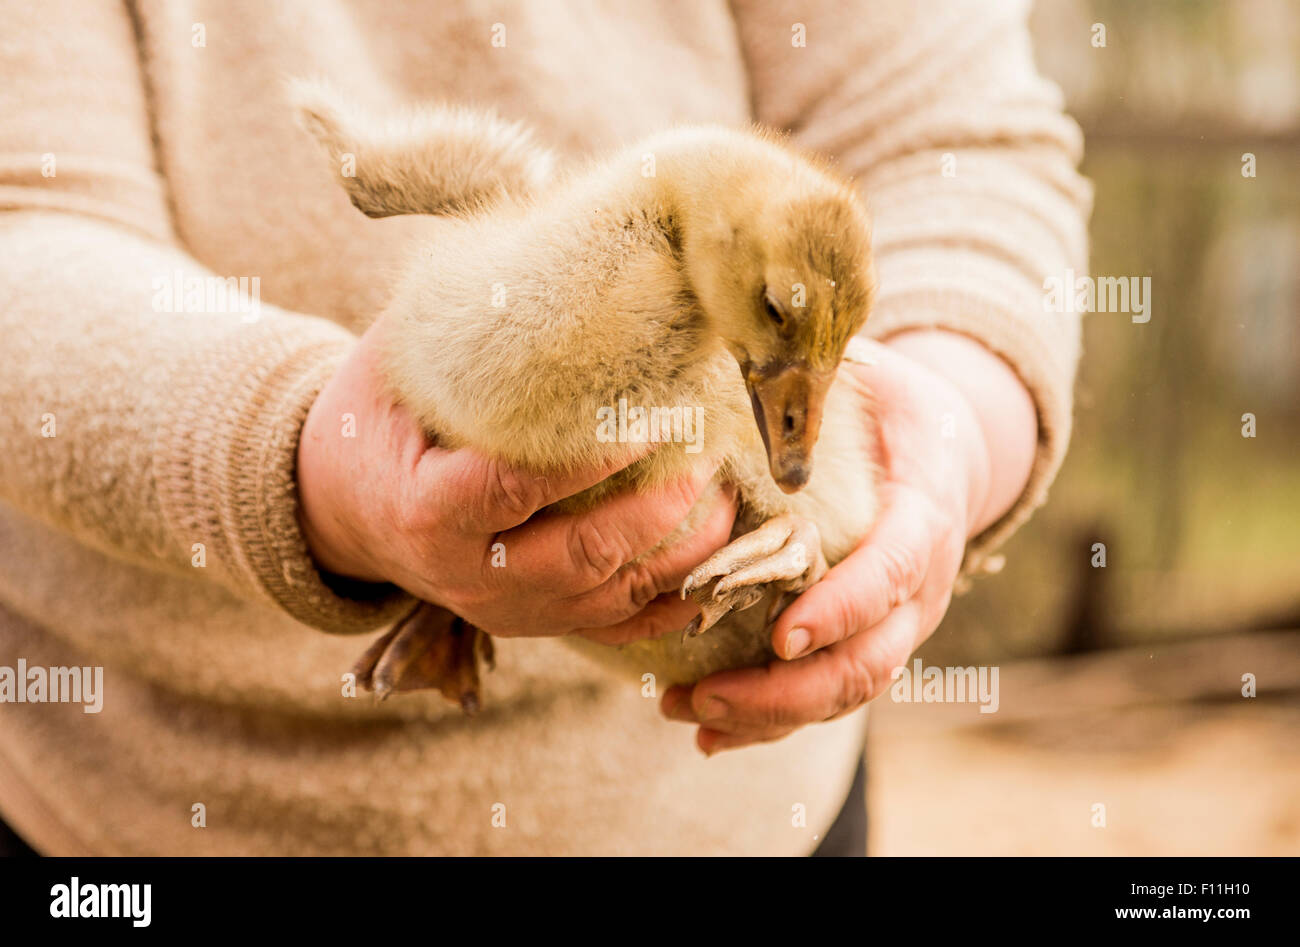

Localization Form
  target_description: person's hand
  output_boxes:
[297,321,738,642]
[661,329,1038,753]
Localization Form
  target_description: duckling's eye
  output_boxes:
[762,289,788,329]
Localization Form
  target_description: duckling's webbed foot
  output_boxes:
[351,603,494,714]
[679,513,828,640]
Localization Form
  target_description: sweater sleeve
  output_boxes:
[730,0,1094,578]
[0,0,411,632]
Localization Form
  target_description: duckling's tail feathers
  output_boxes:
[289,77,555,218]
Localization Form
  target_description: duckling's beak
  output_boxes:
[746,361,833,494]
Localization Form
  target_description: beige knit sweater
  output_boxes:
[0,0,1090,855]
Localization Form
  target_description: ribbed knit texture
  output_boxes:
[0,0,1089,854]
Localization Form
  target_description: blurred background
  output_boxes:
[868,0,1300,854]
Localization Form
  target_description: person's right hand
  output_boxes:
[297,321,737,644]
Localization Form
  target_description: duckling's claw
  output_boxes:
[677,514,827,640]
[682,516,798,596]
[714,539,811,598]
[349,604,492,713]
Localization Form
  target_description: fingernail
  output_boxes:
[783,627,811,660]
[700,697,729,722]
[698,729,720,757]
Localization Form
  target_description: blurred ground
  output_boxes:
[866,0,1299,853]
[867,631,1300,855]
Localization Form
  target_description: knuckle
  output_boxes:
[662,471,708,523]
[744,668,791,729]
[484,462,539,526]
[569,521,632,583]
[751,696,786,730]
[834,652,876,717]
[619,560,661,611]
[875,542,926,607]
[830,591,865,642]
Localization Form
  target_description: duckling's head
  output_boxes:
[681,167,875,494]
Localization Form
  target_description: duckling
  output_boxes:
[293,81,879,712]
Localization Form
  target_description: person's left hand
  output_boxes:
[660,329,1038,754]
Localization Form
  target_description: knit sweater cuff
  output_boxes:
[863,247,1080,586]
[154,317,414,633]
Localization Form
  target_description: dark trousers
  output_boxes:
[811,755,868,857]
[0,818,35,857]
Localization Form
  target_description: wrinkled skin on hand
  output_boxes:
[297,321,739,644]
